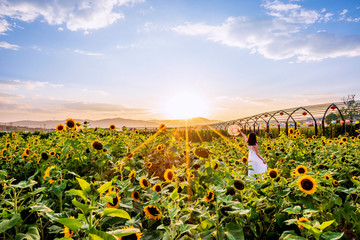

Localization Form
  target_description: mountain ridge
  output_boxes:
[0,117,219,129]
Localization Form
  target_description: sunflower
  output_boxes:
[50,151,56,157]
[23,148,30,157]
[266,146,271,150]
[91,141,103,151]
[234,180,245,190]
[204,190,215,202]
[127,153,133,158]
[109,124,116,130]
[341,137,347,143]
[132,191,140,202]
[11,132,16,138]
[153,184,162,193]
[139,177,150,189]
[292,135,297,139]
[118,226,142,240]
[164,169,175,182]
[56,124,65,132]
[144,205,162,220]
[1,149,6,157]
[333,180,339,186]
[352,176,358,181]
[288,128,294,135]
[106,192,120,208]
[64,216,75,237]
[242,157,248,163]
[297,217,310,229]
[66,118,76,129]
[146,162,152,168]
[295,165,307,175]
[43,165,56,184]
[193,148,210,158]
[41,152,49,160]
[5,142,10,148]
[134,130,139,134]
[213,162,219,170]
[312,135,317,140]
[156,144,164,151]
[328,140,333,144]
[129,170,136,179]
[298,175,317,195]
[325,173,332,181]
[268,169,278,179]
[159,124,167,132]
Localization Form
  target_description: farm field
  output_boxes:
[1,119,360,240]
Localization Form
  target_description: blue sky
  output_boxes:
[0,0,359,122]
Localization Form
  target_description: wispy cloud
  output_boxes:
[0,41,20,50]
[0,91,24,98]
[216,96,264,105]
[0,18,10,34]
[0,79,63,90]
[173,0,360,62]
[263,0,322,24]
[62,102,149,113]
[82,88,109,96]
[74,49,103,56]
[116,43,135,49]
[0,0,145,33]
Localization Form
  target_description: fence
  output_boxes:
[197,101,360,136]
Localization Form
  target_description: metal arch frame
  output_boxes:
[321,103,346,134]
[286,107,318,135]
[268,110,297,135]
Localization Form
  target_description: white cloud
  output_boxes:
[62,101,148,113]
[74,49,103,56]
[0,79,63,90]
[173,1,360,62]
[0,18,10,34]
[116,43,135,49]
[263,0,322,24]
[0,0,145,32]
[82,88,109,95]
[31,45,41,51]
[0,41,19,50]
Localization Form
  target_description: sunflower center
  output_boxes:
[207,192,213,200]
[121,233,138,240]
[142,180,149,187]
[301,179,313,190]
[110,196,119,206]
[167,172,174,180]
[133,192,139,199]
[67,120,75,128]
[269,171,277,178]
[298,168,305,174]
[148,206,160,216]
[234,180,244,190]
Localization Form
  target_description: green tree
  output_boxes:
[341,94,360,121]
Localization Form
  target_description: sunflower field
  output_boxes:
[1,119,360,240]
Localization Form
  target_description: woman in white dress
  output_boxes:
[239,130,267,178]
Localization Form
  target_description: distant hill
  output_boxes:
[151,117,219,127]
[0,117,218,130]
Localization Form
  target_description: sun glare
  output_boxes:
[163,92,209,119]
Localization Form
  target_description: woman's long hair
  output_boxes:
[247,132,257,146]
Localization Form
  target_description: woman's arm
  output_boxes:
[239,129,248,143]
[255,144,266,164]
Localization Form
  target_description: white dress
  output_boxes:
[248,145,267,177]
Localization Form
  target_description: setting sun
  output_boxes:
[163,92,209,119]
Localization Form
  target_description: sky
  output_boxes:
[0,0,360,122]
